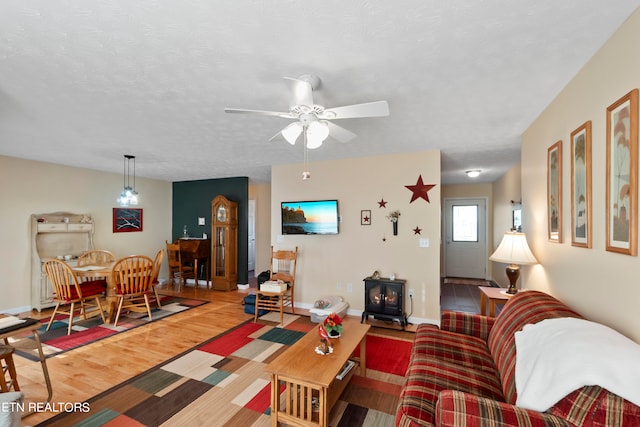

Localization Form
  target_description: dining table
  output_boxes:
[72,262,117,323]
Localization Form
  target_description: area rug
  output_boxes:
[36,315,413,427]
[10,296,208,361]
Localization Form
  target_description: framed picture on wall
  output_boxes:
[606,89,638,255]
[570,121,592,248]
[547,140,563,242]
[113,208,143,233]
[361,210,371,225]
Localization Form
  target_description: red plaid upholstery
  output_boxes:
[487,291,582,404]
[436,390,572,427]
[395,290,639,427]
[549,386,640,427]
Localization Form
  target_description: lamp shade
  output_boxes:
[489,231,538,265]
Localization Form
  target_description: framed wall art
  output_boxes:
[547,140,563,242]
[606,89,638,255]
[361,210,371,225]
[113,208,143,233]
[570,121,592,248]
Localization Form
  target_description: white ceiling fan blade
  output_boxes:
[320,100,390,119]
[284,77,314,109]
[224,108,294,119]
[327,121,357,143]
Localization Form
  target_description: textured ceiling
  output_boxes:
[1,1,639,184]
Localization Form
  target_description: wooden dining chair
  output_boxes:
[254,246,298,323]
[150,249,165,307]
[77,249,116,288]
[165,241,194,290]
[111,255,155,327]
[43,259,106,335]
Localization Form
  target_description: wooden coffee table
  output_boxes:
[264,317,370,427]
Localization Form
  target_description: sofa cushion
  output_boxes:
[397,357,505,426]
[549,386,640,427]
[487,290,582,404]
[412,324,497,373]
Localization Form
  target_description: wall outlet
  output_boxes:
[408,288,415,298]
[337,282,343,291]
[347,283,352,292]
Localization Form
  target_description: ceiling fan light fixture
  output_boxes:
[306,121,329,149]
[281,122,303,145]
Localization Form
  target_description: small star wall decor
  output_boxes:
[413,226,422,235]
[378,198,387,208]
[405,175,436,204]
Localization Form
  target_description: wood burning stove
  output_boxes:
[361,277,408,330]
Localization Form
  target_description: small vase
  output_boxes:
[392,221,398,236]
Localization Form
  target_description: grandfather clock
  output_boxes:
[211,195,238,291]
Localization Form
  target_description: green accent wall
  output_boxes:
[172,177,249,285]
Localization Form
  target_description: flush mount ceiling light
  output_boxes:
[466,169,481,178]
[117,155,139,207]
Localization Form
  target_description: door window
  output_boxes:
[452,205,478,242]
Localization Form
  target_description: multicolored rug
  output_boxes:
[10,296,207,361]
[36,314,413,427]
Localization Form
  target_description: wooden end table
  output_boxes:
[264,317,370,426]
[478,286,514,317]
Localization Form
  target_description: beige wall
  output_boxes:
[249,182,272,276]
[491,163,522,287]
[271,150,442,324]
[0,155,173,313]
[522,9,640,342]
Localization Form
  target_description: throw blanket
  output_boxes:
[515,317,640,411]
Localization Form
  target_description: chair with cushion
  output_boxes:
[166,240,194,290]
[77,249,116,288]
[254,246,298,324]
[43,259,106,335]
[150,249,165,307]
[111,255,154,327]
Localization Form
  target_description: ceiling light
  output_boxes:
[117,155,139,207]
[466,169,481,178]
[281,122,303,145]
[306,121,329,149]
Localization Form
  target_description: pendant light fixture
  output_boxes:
[117,155,139,207]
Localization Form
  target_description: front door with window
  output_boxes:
[444,198,487,279]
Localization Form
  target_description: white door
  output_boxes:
[248,199,256,271]
[444,198,487,279]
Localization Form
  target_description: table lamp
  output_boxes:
[489,231,538,294]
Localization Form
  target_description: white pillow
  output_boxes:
[515,317,640,411]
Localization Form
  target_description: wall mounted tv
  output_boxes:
[281,200,339,235]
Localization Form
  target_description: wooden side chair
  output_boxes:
[43,259,106,335]
[165,240,194,290]
[0,345,20,392]
[150,249,165,307]
[111,255,154,327]
[77,250,116,288]
[254,246,298,324]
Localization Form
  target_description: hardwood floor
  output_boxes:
[12,277,475,425]
[15,284,253,425]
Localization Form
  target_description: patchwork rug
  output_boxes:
[36,313,413,427]
[10,296,207,361]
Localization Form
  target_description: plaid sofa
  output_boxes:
[396,290,640,427]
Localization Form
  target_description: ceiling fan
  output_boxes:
[224,74,390,149]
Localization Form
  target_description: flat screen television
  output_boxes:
[281,200,339,235]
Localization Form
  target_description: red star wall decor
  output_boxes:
[413,226,422,235]
[378,198,387,208]
[405,175,436,203]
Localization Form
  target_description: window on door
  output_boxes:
[452,205,478,242]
